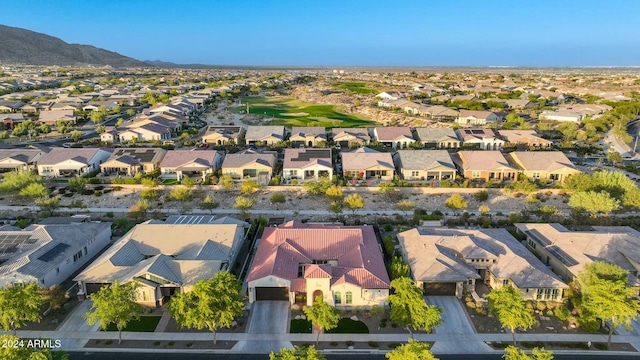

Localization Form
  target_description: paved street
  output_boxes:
[232,301,292,353]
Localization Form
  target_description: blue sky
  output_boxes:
[3,0,639,66]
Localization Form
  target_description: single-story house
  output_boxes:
[539,110,584,123]
[455,110,501,126]
[0,149,48,172]
[159,150,223,181]
[221,149,277,184]
[201,126,245,146]
[74,217,247,307]
[397,227,567,301]
[37,148,113,178]
[372,127,416,149]
[0,100,25,113]
[38,109,77,125]
[1,113,25,129]
[413,128,461,149]
[331,128,370,148]
[505,151,580,183]
[514,223,640,294]
[289,127,327,147]
[393,150,456,181]
[421,105,460,122]
[0,222,112,288]
[498,130,552,149]
[245,126,286,146]
[341,147,395,181]
[246,221,390,307]
[283,148,333,181]
[456,128,505,150]
[100,148,167,177]
[453,150,517,182]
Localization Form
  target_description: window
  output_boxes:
[334,292,342,304]
[345,291,353,304]
[532,172,541,179]
[40,278,45,285]
[290,170,298,176]
[55,267,60,274]
[471,171,481,178]
[73,250,83,263]
[83,246,88,256]
[411,171,419,177]
[142,291,149,302]
[502,279,509,286]
[527,239,536,249]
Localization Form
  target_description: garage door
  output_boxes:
[255,287,289,301]
[423,282,456,296]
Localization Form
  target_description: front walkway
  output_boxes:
[231,301,292,353]
[56,299,99,349]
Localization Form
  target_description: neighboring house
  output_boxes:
[74,217,247,307]
[514,223,640,293]
[376,91,400,101]
[456,128,505,150]
[456,110,500,126]
[397,227,567,301]
[504,99,535,109]
[245,126,286,145]
[101,119,173,143]
[0,100,25,113]
[159,150,223,181]
[0,222,112,288]
[201,126,245,145]
[21,102,52,113]
[372,126,415,149]
[331,128,370,148]
[37,148,113,178]
[1,113,25,129]
[539,110,584,123]
[246,221,390,307]
[451,94,479,102]
[221,149,277,184]
[497,130,552,149]
[38,110,77,125]
[453,150,517,181]
[413,128,461,149]
[393,150,456,181]
[341,147,395,181]
[505,151,580,183]
[420,105,460,122]
[82,101,118,112]
[50,103,79,112]
[100,148,167,177]
[0,149,48,172]
[289,127,327,147]
[283,148,333,181]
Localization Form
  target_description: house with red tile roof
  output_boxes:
[246,221,390,307]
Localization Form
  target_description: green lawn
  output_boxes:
[290,319,312,333]
[105,316,161,332]
[233,97,376,128]
[326,318,370,334]
[332,82,380,95]
[161,179,179,185]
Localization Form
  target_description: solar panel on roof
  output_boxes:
[471,130,484,134]
[38,243,70,262]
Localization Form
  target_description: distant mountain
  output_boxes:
[0,24,147,67]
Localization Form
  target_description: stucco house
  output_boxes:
[397,227,567,301]
[331,128,370,148]
[341,147,394,181]
[37,148,113,178]
[246,221,390,307]
[38,109,76,125]
[221,149,276,184]
[0,222,112,288]
[159,150,223,181]
[245,126,286,146]
[289,127,327,147]
[393,150,456,181]
[453,150,517,182]
[413,128,461,149]
[0,149,48,172]
[74,216,247,307]
[497,130,552,149]
[283,148,333,181]
[372,127,415,149]
[201,126,245,146]
[100,148,167,177]
[539,110,584,123]
[455,110,500,126]
[456,128,505,150]
[505,151,580,183]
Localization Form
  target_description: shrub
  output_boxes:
[168,187,193,201]
[387,343,400,349]
[475,190,489,201]
[94,190,102,197]
[345,341,354,346]
[368,341,379,348]
[140,189,159,200]
[105,211,114,218]
[330,342,338,346]
[594,342,608,350]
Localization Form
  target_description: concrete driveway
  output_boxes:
[232,301,292,353]
[57,299,100,349]
[425,296,475,334]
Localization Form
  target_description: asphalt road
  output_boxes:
[66,352,640,360]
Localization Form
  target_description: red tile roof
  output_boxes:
[247,221,390,289]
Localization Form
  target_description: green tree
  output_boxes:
[557,122,579,142]
[96,125,106,134]
[168,272,245,345]
[303,177,332,195]
[240,179,262,194]
[126,109,136,117]
[200,195,218,214]
[386,339,438,360]
[568,190,620,216]
[344,193,365,215]
[390,256,411,280]
[234,196,256,217]
[303,295,340,345]
[38,124,51,134]
[70,130,83,142]
[115,118,124,128]
[0,171,43,193]
[270,345,326,360]
[328,201,343,215]
[219,174,234,190]
[503,346,554,360]
[396,199,416,216]
[35,195,61,213]
[90,106,108,123]
[141,178,159,188]
[606,150,623,164]
[578,261,640,347]
[389,277,442,338]
[40,285,68,313]
[325,185,343,201]
[140,189,158,200]
[67,177,87,192]
[84,281,143,344]
[181,176,196,188]
[270,192,286,209]
[0,283,45,334]
[485,285,537,345]
[444,194,467,213]
[19,183,48,197]
[168,187,194,201]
